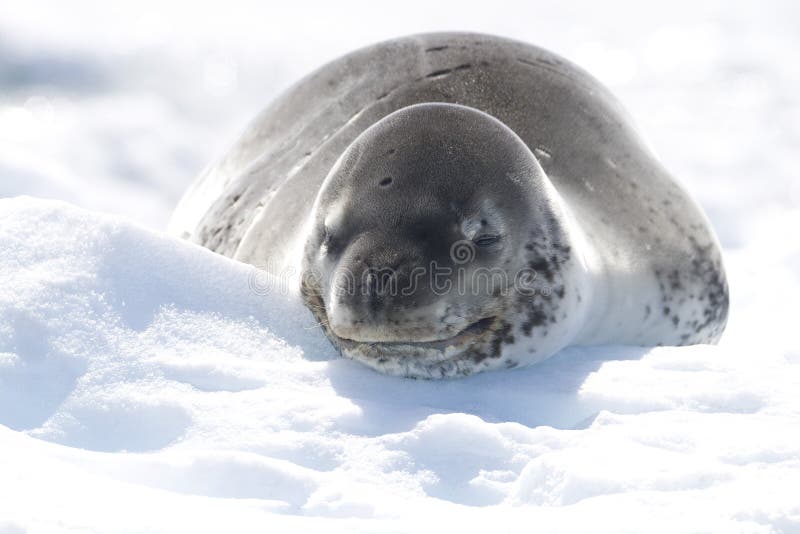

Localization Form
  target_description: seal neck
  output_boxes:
[542,185,600,350]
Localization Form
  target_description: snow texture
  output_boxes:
[1,1,800,532]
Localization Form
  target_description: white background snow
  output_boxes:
[1,1,799,532]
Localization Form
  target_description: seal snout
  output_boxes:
[327,246,445,344]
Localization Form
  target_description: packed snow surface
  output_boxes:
[2,1,800,532]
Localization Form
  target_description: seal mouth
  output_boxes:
[301,279,500,367]
[337,316,497,351]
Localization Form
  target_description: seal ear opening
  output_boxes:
[379,177,393,187]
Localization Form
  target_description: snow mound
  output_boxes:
[1,197,799,532]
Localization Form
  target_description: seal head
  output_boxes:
[301,103,591,378]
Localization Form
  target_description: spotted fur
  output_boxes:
[171,33,729,379]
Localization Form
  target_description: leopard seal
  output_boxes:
[169,32,729,378]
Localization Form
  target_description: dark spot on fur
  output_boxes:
[522,308,548,336]
[379,177,393,187]
[426,68,452,78]
[668,269,683,291]
[529,258,553,283]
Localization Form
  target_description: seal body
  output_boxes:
[170,32,729,378]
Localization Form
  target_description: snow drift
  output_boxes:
[1,197,799,532]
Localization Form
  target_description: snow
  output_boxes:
[2,1,800,532]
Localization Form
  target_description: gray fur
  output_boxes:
[170,32,729,378]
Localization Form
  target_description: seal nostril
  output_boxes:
[379,177,393,187]
[365,271,378,295]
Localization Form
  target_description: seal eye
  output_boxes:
[473,234,501,247]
